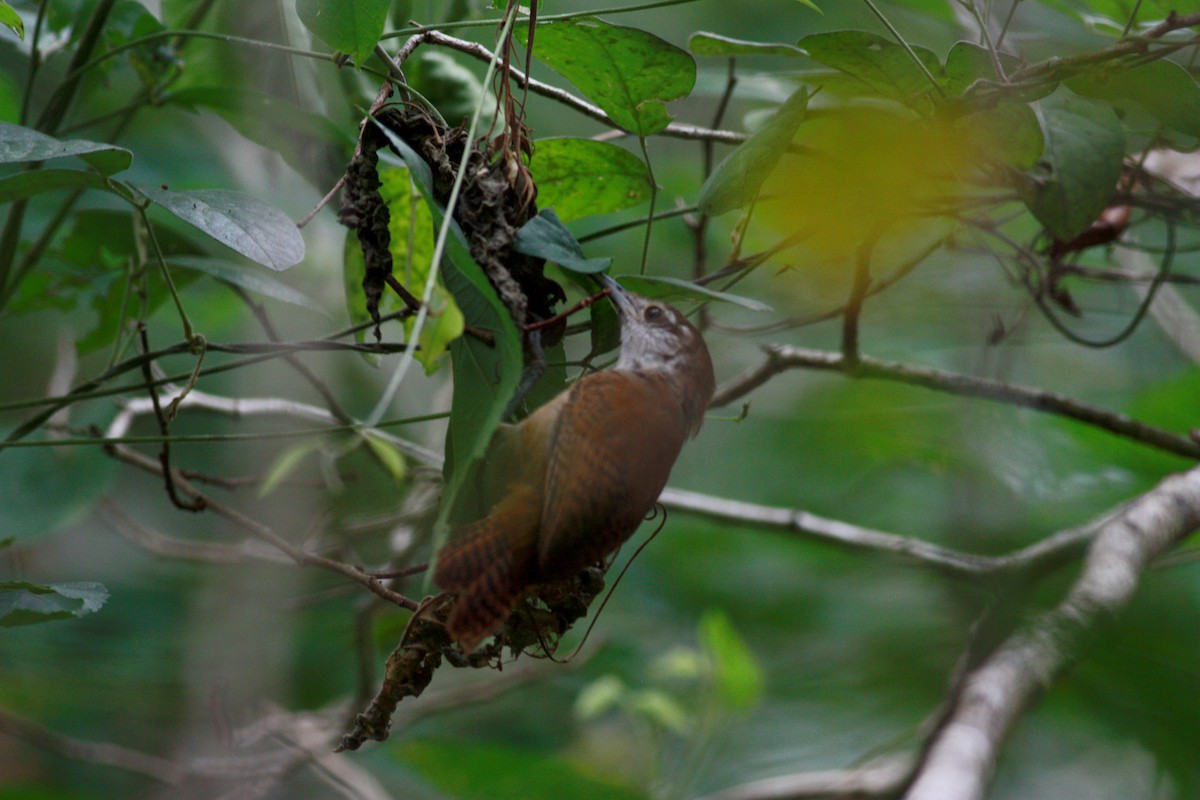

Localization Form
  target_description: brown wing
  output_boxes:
[537,371,688,578]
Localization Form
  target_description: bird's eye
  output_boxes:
[645,305,665,322]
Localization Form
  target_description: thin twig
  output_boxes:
[136,324,204,512]
[711,345,1200,461]
[659,487,1095,580]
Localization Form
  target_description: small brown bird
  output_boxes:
[434,276,715,652]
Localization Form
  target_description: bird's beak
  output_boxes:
[597,273,635,317]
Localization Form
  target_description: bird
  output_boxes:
[433,275,716,652]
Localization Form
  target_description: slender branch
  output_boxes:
[0,707,185,784]
[659,488,1095,580]
[694,755,913,800]
[101,499,291,565]
[712,345,1200,461]
[904,465,1200,800]
[136,324,204,512]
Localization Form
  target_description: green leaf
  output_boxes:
[698,86,807,215]
[410,286,464,375]
[514,209,612,273]
[688,32,805,58]
[963,101,1044,171]
[139,186,305,271]
[942,41,1034,98]
[258,439,322,498]
[0,2,24,40]
[0,122,133,175]
[699,609,763,711]
[398,739,649,800]
[169,255,328,316]
[1024,89,1125,241]
[410,50,494,126]
[0,169,112,204]
[531,138,650,222]
[574,675,626,720]
[0,581,109,627]
[799,30,940,105]
[296,0,390,65]
[792,0,823,13]
[627,690,690,734]
[521,18,696,136]
[369,119,523,529]
[589,298,621,359]
[1068,60,1200,141]
[614,274,772,312]
[362,431,407,483]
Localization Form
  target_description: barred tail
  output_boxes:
[434,485,539,652]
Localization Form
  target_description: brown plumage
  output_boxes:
[434,280,715,652]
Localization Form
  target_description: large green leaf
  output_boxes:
[531,138,650,222]
[369,120,522,526]
[520,18,696,136]
[0,581,108,627]
[398,739,649,800]
[0,169,111,204]
[1024,89,1125,241]
[799,30,940,106]
[140,186,305,271]
[1068,60,1200,141]
[514,209,611,273]
[698,86,807,215]
[0,122,132,175]
[296,0,390,65]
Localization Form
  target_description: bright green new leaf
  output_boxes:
[0,122,132,175]
[140,186,305,271]
[699,609,764,711]
[0,581,108,627]
[514,209,612,273]
[296,0,390,65]
[689,32,805,58]
[0,2,24,40]
[614,274,772,312]
[258,439,323,498]
[520,18,696,136]
[627,690,690,734]
[409,286,465,375]
[799,31,940,105]
[362,431,407,483]
[1024,89,1125,241]
[792,0,823,13]
[574,675,626,720]
[698,86,807,215]
[1068,60,1200,141]
[531,138,650,222]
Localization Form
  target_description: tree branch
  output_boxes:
[660,487,1097,580]
[711,345,1200,461]
[903,464,1200,800]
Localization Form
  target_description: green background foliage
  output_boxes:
[1,0,1199,798]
